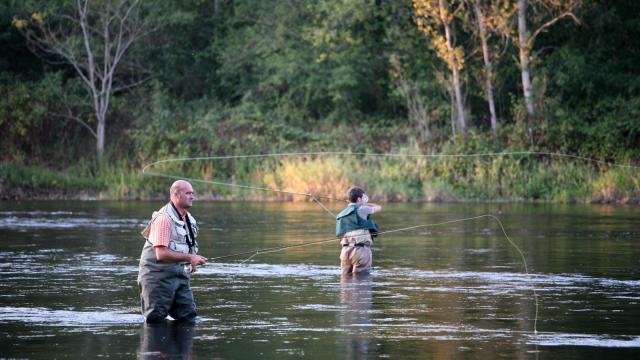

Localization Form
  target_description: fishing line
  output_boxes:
[140,150,634,334]
[141,150,639,203]
[142,150,640,174]
[311,196,336,217]
[207,214,539,333]
[141,170,344,202]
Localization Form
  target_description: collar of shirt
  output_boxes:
[170,202,188,220]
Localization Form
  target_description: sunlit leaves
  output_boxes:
[11,16,28,29]
[412,0,465,71]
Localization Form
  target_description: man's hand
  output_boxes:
[189,254,207,272]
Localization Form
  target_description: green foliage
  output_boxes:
[0,71,94,166]
[0,162,99,191]
[540,0,640,158]
[1,0,638,202]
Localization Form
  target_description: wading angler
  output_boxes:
[137,180,208,323]
[336,186,381,275]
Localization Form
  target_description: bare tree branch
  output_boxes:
[529,11,580,47]
[51,111,98,139]
[112,75,151,93]
[15,0,157,156]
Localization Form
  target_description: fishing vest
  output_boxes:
[140,203,199,263]
[335,204,379,237]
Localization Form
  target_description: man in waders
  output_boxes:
[138,180,207,323]
[336,186,381,275]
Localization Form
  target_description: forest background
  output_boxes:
[1,0,638,202]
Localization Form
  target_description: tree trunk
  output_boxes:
[450,91,457,135]
[474,0,498,142]
[518,0,535,144]
[439,0,467,138]
[96,115,105,155]
[96,94,109,156]
[450,86,457,134]
[451,60,466,138]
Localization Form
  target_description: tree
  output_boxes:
[413,0,468,138]
[489,0,580,144]
[390,54,432,140]
[468,0,499,141]
[13,0,154,156]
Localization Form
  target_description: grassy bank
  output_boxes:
[2,153,638,203]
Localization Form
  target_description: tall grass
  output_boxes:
[0,162,97,189]
[2,154,638,203]
[591,166,640,203]
[253,154,639,203]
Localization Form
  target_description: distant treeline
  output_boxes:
[0,1,638,201]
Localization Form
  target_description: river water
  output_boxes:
[1,201,639,359]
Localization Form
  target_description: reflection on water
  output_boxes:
[1,201,639,359]
[339,274,375,359]
[139,322,196,359]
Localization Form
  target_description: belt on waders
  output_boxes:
[342,243,367,247]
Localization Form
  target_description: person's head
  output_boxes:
[170,180,195,210]
[347,186,365,204]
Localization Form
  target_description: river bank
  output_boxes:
[2,157,639,203]
[3,185,638,204]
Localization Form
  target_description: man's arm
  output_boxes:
[356,203,382,220]
[362,203,382,214]
[148,213,207,271]
[155,246,207,271]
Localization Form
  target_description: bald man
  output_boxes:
[138,180,208,323]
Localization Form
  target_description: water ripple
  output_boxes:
[0,213,145,229]
[0,306,142,325]
[527,332,640,348]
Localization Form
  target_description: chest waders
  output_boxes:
[336,204,379,274]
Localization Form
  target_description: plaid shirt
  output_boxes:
[148,213,171,247]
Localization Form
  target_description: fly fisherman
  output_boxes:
[336,186,381,275]
[138,180,207,323]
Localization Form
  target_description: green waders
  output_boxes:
[138,241,196,323]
